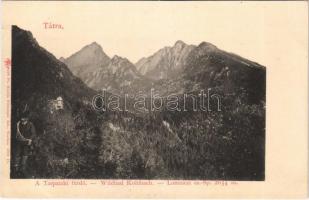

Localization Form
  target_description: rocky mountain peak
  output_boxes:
[173,40,186,49]
[77,42,108,60]
[59,57,65,62]
[62,42,111,81]
[87,41,102,50]
[109,55,137,73]
[135,40,195,79]
[111,55,125,63]
[197,41,217,51]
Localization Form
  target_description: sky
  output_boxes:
[2,1,307,65]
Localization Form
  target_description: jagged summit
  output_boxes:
[90,41,99,46]
[198,41,216,48]
[63,43,141,90]
[174,40,185,45]
[135,40,195,79]
[59,57,65,62]
[67,41,109,61]
[174,40,186,48]
[195,41,218,53]
[111,54,126,61]
[62,41,111,83]
[84,41,103,51]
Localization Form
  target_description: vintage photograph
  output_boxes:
[10,24,266,180]
[2,1,309,198]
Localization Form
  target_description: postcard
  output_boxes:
[0,1,308,198]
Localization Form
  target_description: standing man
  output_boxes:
[14,111,36,178]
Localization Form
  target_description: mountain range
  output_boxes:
[61,38,265,104]
[61,40,197,87]
[11,25,266,180]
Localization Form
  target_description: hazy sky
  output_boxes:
[2,1,307,65]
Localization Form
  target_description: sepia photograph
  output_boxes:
[10,23,265,179]
[1,1,308,198]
